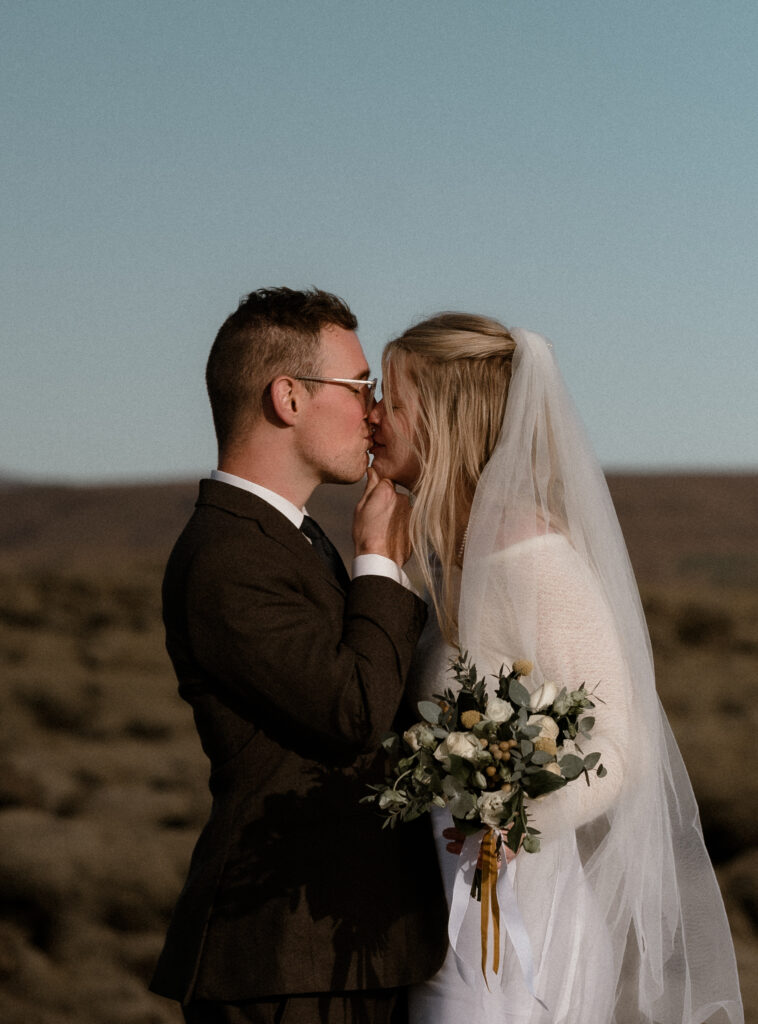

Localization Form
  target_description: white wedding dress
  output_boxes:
[407,536,633,1024]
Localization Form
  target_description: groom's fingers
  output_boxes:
[364,466,378,487]
[359,466,381,504]
[353,471,412,564]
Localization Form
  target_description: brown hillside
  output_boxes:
[1,473,756,586]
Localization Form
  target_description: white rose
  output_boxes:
[477,790,509,828]
[403,722,436,752]
[484,697,514,723]
[529,679,560,711]
[434,731,481,764]
[526,714,560,742]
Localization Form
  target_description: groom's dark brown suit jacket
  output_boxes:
[150,479,448,1005]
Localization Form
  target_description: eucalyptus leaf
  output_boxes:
[520,739,534,756]
[417,701,442,724]
[597,764,608,778]
[522,769,567,797]
[509,678,531,707]
[531,750,554,765]
[583,751,601,770]
[579,715,595,734]
[507,815,525,852]
[559,753,585,780]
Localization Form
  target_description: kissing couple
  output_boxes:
[150,287,743,1024]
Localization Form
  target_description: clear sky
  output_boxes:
[3,0,756,482]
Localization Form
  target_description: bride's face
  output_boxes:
[368,366,422,490]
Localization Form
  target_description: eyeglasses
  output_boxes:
[295,375,377,409]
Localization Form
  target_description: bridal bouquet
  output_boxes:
[363,652,605,856]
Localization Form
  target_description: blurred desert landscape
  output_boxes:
[0,473,756,1023]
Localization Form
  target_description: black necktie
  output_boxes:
[300,515,351,590]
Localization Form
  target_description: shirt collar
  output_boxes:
[209,469,305,529]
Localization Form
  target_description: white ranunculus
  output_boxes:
[403,721,436,752]
[485,697,514,723]
[477,790,509,828]
[529,679,560,711]
[434,731,481,764]
[526,714,560,742]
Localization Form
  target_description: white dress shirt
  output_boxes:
[209,469,412,591]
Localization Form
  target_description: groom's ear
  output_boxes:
[269,375,300,426]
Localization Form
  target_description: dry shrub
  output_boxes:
[0,546,754,1022]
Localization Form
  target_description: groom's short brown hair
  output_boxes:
[206,286,358,452]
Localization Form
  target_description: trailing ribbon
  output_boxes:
[448,829,551,1016]
[480,829,502,977]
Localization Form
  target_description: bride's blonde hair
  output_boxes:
[382,313,516,642]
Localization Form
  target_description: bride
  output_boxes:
[368,313,743,1024]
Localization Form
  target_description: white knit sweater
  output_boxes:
[407,533,631,841]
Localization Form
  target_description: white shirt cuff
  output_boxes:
[352,554,415,594]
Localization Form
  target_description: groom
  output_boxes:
[150,287,448,1023]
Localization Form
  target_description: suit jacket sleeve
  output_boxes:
[179,517,426,756]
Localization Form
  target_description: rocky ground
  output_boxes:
[0,474,755,1023]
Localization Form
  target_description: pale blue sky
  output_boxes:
[2,0,756,482]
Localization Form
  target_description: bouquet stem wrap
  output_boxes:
[450,830,550,1015]
[480,829,501,978]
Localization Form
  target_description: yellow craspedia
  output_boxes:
[513,659,533,677]
[460,710,482,729]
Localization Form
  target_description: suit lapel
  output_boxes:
[196,478,347,592]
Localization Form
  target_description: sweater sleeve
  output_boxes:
[481,536,631,843]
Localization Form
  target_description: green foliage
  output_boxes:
[418,700,443,725]
[363,650,606,857]
[508,677,531,708]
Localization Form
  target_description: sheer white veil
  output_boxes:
[457,329,743,1023]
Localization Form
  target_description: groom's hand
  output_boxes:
[353,467,412,566]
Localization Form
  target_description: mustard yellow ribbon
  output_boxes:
[480,828,502,978]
